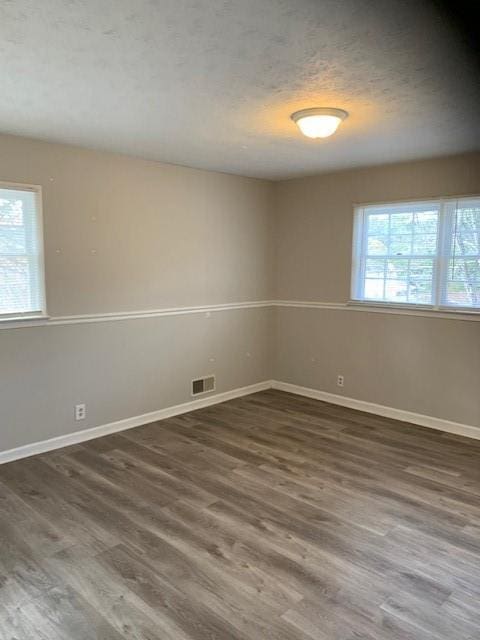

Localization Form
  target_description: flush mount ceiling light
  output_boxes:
[291,107,348,139]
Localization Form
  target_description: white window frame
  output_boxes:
[0,181,47,321]
[350,195,480,314]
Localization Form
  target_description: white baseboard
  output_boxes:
[0,380,273,464]
[2,378,478,464]
[271,380,480,441]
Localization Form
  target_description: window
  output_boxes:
[351,196,480,310]
[0,183,46,319]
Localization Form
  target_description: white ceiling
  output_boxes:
[1,0,478,179]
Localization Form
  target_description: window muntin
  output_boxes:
[352,197,480,311]
[0,183,46,319]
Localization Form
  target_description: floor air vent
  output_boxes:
[191,375,216,396]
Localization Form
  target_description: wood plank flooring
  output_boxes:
[1,389,480,639]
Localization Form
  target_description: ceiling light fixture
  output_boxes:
[291,107,348,139]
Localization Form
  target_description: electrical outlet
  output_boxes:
[75,403,86,421]
[337,375,344,388]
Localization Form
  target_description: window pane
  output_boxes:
[446,281,480,307]
[408,281,432,304]
[455,204,480,233]
[0,196,24,226]
[364,279,384,299]
[415,211,438,233]
[412,234,437,255]
[367,213,389,235]
[410,258,434,279]
[0,187,44,316]
[390,212,412,234]
[386,258,409,279]
[390,236,411,256]
[365,258,385,277]
[0,227,27,254]
[0,256,31,313]
[449,258,480,282]
[385,279,407,302]
[367,236,388,255]
[453,233,479,256]
[444,201,480,308]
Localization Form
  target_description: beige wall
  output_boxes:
[1,137,479,454]
[0,134,274,452]
[1,308,273,451]
[274,153,480,427]
[275,153,480,302]
[0,134,274,316]
[275,308,480,426]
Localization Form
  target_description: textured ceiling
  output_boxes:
[1,0,479,179]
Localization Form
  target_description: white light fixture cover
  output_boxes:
[291,107,348,138]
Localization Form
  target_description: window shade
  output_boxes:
[442,199,480,308]
[0,185,45,318]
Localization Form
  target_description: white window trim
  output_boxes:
[0,181,48,320]
[350,194,480,313]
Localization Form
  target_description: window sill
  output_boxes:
[347,301,480,321]
[0,314,50,327]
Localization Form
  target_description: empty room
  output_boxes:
[1,1,479,638]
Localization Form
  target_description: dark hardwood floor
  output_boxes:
[1,389,480,639]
